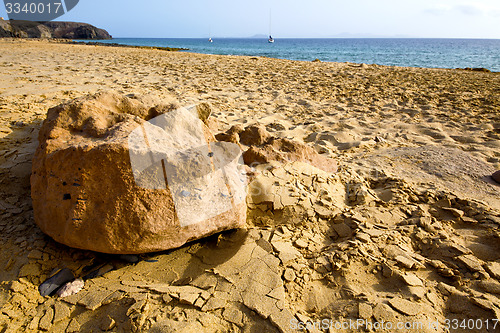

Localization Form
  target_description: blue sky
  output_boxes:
[1,0,499,38]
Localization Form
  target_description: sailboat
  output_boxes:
[268,9,274,43]
[208,37,213,43]
[208,25,213,43]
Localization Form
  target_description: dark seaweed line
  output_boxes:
[66,40,188,52]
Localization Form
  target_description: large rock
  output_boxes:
[44,21,112,39]
[31,91,247,254]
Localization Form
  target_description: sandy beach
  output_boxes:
[1,39,499,332]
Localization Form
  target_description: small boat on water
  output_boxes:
[268,9,274,43]
[208,25,213,43]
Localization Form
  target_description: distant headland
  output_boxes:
[0,19,112,39]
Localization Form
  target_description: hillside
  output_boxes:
[0,20,111,39]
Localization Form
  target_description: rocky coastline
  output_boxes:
[0,20,112,39]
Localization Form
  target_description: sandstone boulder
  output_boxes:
[217,125,337,173]
[31,91,247,254]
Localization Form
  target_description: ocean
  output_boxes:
[81,38,500,72]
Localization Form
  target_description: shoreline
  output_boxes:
[1,37,498,72]
[0,37,188,52]
[71,37,500,72]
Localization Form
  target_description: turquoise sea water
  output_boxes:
[81,38,500,71]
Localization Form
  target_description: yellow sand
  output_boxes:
[1,39,499,332]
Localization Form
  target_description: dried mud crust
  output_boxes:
[1,168,500,332]
[0,40,500,332]
[353,145,500,208]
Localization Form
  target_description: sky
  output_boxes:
[1,0,499,38]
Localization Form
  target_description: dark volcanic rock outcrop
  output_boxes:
[0,20,111,39]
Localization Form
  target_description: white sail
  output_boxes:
[268,9,274,43]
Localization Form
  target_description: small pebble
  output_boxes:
[294,239,308,249]
[283,268,296,282]
[99,316,116,331]
[57,278,85,298]
[38,268,75,297]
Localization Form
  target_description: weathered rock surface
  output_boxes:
[31,91,246,254]
[217,124,337,173]
[389,297,421,316]
[0,20,112,39]
[239,124,271,146]
[243,138,337,173]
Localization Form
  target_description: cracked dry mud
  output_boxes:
[1,40,500,332]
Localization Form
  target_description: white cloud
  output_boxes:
[424,3,495,16]
[454,4,484,16]
[424,5,451,16]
